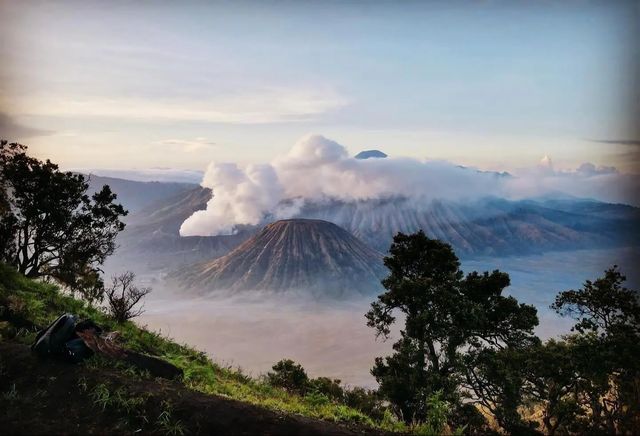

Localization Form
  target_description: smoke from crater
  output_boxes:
[179,134,639,237]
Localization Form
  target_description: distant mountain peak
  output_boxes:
[354,150,387,159]
[174,218,386,297]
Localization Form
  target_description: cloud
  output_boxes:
[156,137,217,153]
[180,135,511,236]
[9,87,348,124]
[589,139,640,146]
[0,112,53,140]
[575,162,618,176]
[507,161,638,205]
[69,168,204,184]
[179,134,640,237]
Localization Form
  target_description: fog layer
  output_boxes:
[138,247,639,387]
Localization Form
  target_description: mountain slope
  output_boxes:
[0,342,376,435]
[0,263,384,434]
[106,186,253,272]
[109,181,640,274]
[295,197,640,255]
[85,174,196,212]
[175,219,387,297]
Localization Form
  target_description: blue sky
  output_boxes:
[0,0,638,172]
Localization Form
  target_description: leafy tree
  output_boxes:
[520,339,584,435]
[366,230,538,425]
[551,265,640,337]
[0,140,127,289]
[546,266,640,434]
[267,359,310,394]
[465,266,640,435]
[63,262,105,306]
[464,345,540,434]
[105,271,151,323]
[0,141,23,264]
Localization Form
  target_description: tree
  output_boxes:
[0,141,23,264]
[464,345,540,434]
[105,271,151,323]
[63,262,105,306]
[545,266,640,434]
[0,140,127,287]
[521,339,585,435]
[267,359,310,394]
[366,230,538,425]
[551,265,640,337]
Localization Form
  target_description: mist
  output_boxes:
[180,134,640,237]
[133,246,639,388]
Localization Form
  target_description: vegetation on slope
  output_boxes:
[0,263,439,434]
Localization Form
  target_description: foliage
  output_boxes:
[542,266,640,434]
[104,271,151,323]
[466,265,640,434]
[0,140,126,294]
[344,386,384,420]
[265,358,390,421]
[308,376,344,401]
[0,142,20,264]
[266,359,310,394]
[366,230,538,426]
[551,265,640,337]
[156,400,185,436]
[464,345,540,434]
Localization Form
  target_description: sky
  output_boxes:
[0,0,638,174]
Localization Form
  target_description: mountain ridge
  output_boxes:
[103,180,640,274]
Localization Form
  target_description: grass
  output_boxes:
[0,263,458,433]
[0,263,402,430]
[156,400,186,436]
[2,383,18,401]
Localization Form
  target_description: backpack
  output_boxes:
[31,314,100,362]
[31,313,78,357]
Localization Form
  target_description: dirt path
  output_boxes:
[0,342,386,435]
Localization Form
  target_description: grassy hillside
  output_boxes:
[0,264,418,434]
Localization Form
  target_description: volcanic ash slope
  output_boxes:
[175,219,387,298]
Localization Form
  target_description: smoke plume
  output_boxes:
[180,134,639,236]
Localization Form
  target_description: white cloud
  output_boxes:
[8,87,349,124]
[508,160,636,205]
[180,134,640,236]
[575,162,618,176]
[156,137,217,153]
[180,134,509,236]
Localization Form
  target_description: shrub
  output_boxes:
[266,359,309,394]
[344,386,384,420]
[105,271,151,323]
[309,377,344,402]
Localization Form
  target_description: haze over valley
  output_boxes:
[93,143,640,386]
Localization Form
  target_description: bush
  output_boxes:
[309,377,344,402]
[304,391,330,407]
[344,386,384,420]
[105,271,151,323]
[266,359,309,394]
